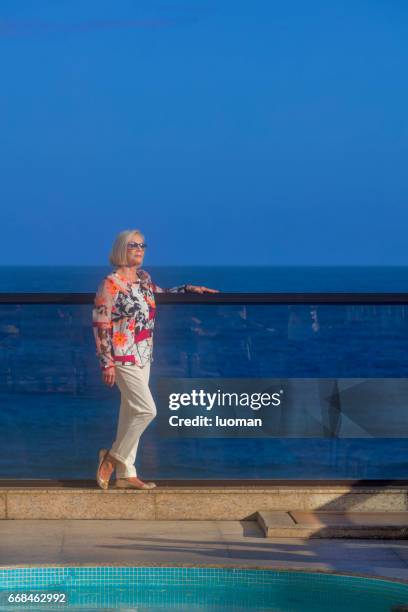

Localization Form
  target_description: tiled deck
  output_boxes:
[0,519,407,583]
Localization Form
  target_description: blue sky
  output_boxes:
[1,0,407,266]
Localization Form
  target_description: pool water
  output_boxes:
[0,567,407,611]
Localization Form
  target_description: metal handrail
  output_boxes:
[1,292,408,304]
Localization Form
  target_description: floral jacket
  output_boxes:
[92,268,188,370]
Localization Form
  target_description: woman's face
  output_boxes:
[126,233,145,268]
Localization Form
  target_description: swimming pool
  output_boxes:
[0,566,407,611]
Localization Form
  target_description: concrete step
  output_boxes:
[0,484,407,520]
[257,510,408,538]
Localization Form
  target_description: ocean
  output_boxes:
[2,265,408,292]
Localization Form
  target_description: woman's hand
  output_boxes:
[186,285,220,294]
[102,366,116,387]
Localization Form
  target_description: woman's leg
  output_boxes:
[109,361,156,478]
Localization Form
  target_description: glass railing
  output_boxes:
[1,291,408,481]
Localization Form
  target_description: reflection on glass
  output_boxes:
[0,302,407,480]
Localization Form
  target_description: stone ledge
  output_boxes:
[257,510,408,538]
[0,486,407,520]
[1,485,407,493]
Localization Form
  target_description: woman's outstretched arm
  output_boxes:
[152,282,190,293]
[138,269,189,293]
[140,269,219,294]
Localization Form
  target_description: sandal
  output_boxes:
[115,477,157,490]
[96,448,114,490]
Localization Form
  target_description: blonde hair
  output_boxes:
[109,229,145,267]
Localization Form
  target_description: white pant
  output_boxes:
[109,361,157,478]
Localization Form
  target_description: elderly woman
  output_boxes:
[93,229,218,490]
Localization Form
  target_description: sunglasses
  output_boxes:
[127,241,147,250]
